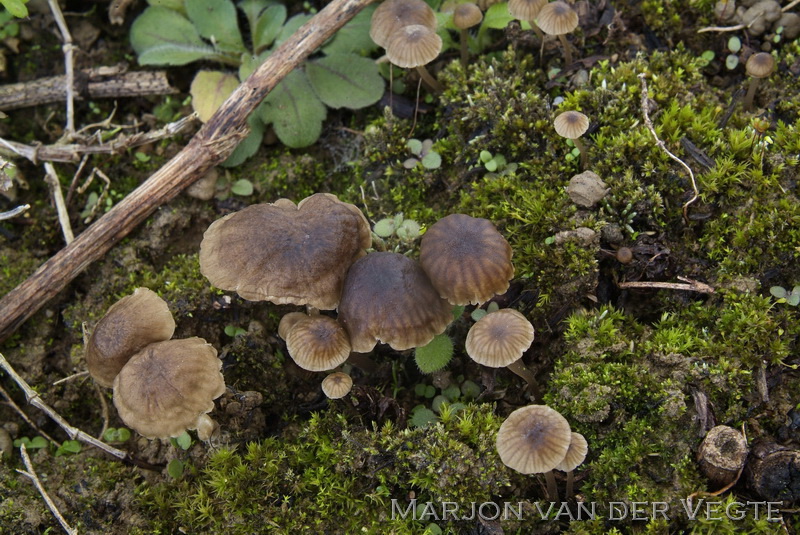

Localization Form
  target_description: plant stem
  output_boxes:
[572,137,587,170]
[743,78,760,111]
[459,30,469,68]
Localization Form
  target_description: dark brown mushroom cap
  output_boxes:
[453,3,483,29]
[370,0,437,48]
[199,193,371,310]
[322,372,353,399]
[85,287,175,388]
[465,308,534,367]
[508,0,547,21]
[385,24,443,69]
[420,214,514,305]
[338,252,452,353]
[746,52,775,78]
[554,111,589,140]
[555,432,588,472]
[286,315,352,372]
[496,404,572,474]
[536,1,579,35]
[112,338,225,439]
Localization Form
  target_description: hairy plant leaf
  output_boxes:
[321,6,378,55]
[415,334,454,374]
[481,2,514,30]
[186,0,245,52]
[239,50,271,81]
[1,0,28,18]
[259,70,326,148]
[275,13,312,47]
[238,0,268,31]
[222,114,265,167]
[131,7,218,65]
[254,4,287,53]
[306,54,383,110]
[190,70,239,123]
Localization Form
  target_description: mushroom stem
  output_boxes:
[506,359,542,402]
[744,78,760,111]
[571,137,587,169]
[527,20,545,42]
[565,470,575,498]
[545,470,559,501]
[557,34,573,65]
[415,65,443,93]
[346,352,377,374]
[459,29,469,68]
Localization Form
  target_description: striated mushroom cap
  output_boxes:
[465,308,534,368]
[508,0,547,21]
[496,404,572,474]
[453,3,483,29]
[322,372,354,399]
[286,315,352,372]
[745,52,775,79]
[536,1,579,35]
[554,111,589,140]
[113,338,225,439]
[555,432,588,472]
[420,214,514,305]
[370,0,437,48]
[385,24,443,69]
[199,193,371,310]
[85,287,175,388]
[338,252,452,353]
[278,312,309,341]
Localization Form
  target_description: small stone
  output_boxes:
[777,13,800,40]
[0,428,12,460]
[186,168,219,201]
[567,171,609,208]
[601,223,624,244]
[697,425,748,486]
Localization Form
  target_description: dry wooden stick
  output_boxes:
[0,0,375,342]
[618,277,715,294]
[47,0,76,135]
[0,204,30,221]
[17,443,78,535]
[44,162,75,245]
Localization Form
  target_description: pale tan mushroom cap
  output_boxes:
[322,372,353,399]
[554,111,589,140]
[420,214,514,305]
[112,338,225,439]
[385,24,443,69]
[496,405,572,474]
[465,309,534,368]
[370,0,437,48]
[555,432,588,471]
[453,3,483,29]
[278,312,309,341]
[508,0,547,21]
[536,1,579,35]
[86,287,175,388]
[338,252,452,353]
[746,52,775,78]
[286,315,352,372]
[199,193,371,310]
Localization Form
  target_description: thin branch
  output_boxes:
[0,204,30,221]
[638,73,699,224]
[0,383,59,444]
[44,162,74,245]
[618,277,715,294]
[17,443,78,535]
[47,0,76,135]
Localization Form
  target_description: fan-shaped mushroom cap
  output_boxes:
[745,52,775,78]
[338,252,452,353]
[453,3,483,29]
[85,287,175,388]
[286,315,351,372]
[536,1,579,35]
[370,0,437,48]
[386,24,443,69]
[420,214,514,305]
[465,309,534,368]
[508,0,547,21]
[555,432,588,472]
[113,338,225,439]
[496,405,572,474]
[554,111,589,140]
[322,372,353,399]
[278,312,308,340]
[199,193,370,310]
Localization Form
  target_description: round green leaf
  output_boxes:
[725,54,739,70]
[306,54,384,110]
[231,179,254,196]
[259,70,326,148]
[254,4,287,52]
[373,218,396,238]
[414,334,454,374]
[131,7,217,66]
[770,286,788,299]
[410,406,437,428]
[407,138,423,155]
[167,459,185,478]
[396,220,421,240]
[727,36,741,53]
[186,0,245,52]
[421,151,442,169]
[190,70,239,123]
[322,6,379,55]
[222,114,265,167]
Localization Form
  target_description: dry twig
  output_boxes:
[0,204,30,221]
[638,73,700,224]
[44,162,75,244]
[17,443,78,535]
[47,0,76,136]
[618,277,715,294]
[0,383,59,444]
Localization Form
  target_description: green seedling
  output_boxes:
[171,431,192,451]
[224,324,248,337]
[470,301,499,321]
[167,459,185,479]
[13,436,48,450]
[414,333,454,374]
[478,149,517,176]
[102,427,132,443]
[403,139,442,170]
[770,285,800,306]
[55,440,82,457]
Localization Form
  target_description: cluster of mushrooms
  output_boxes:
[85,288,225,440]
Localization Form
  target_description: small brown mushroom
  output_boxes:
[419,213,514,306]
[554,111,590,169]
[385,24,444,92]
[85,287,175,388]
[452,3,483,68]
[555,432,588,497]
[278,312,309,341]
[285,315,352,372]
[338,252,452,353]
[113,337,225,440]
[743,52,775,111]
[536,1,579,66]
[508,0,547,41]
[199,193,370,311]
[496,404,572,501]
[321,372,353,399]
[697,425,748,487]
[370,0,437,48]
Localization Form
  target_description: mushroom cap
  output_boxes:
[385,24,443,69]
[419,214,514,305]
[338,252,453,353]
[453,3,483,29]
[199,193,371,310]
[286,315,352,372]
[536,1,579,35]
[112,338,225,439]
[85,287,175,388]
[554,110,589,140]
[508,0,547,21]
[465,309,534,367]
[321,372,353,399]
[278,311,309,340]
[555,432,588,472]
[370,0,437,48]
[745,52,775,78]
[496,404,572,474]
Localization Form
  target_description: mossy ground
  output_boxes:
[1,1,800,533]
